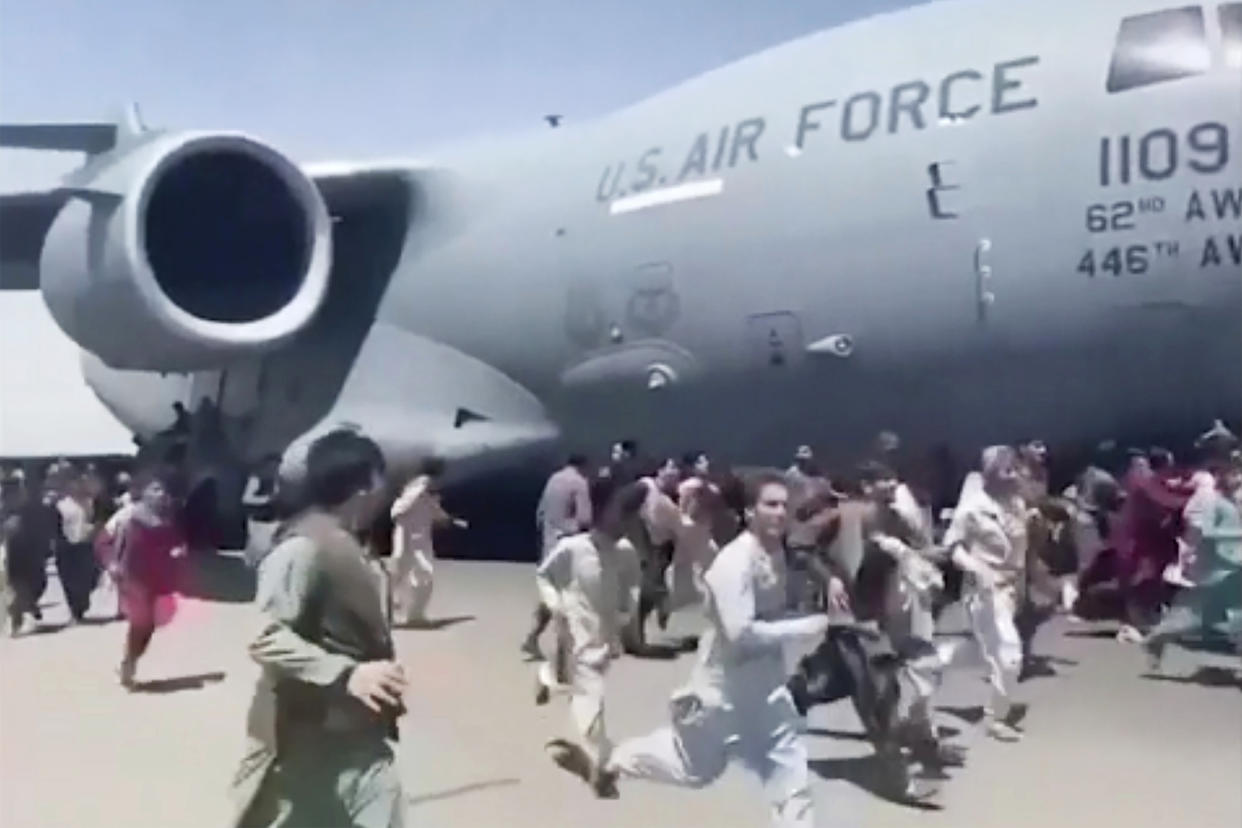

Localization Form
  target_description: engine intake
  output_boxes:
[39,131,331,371]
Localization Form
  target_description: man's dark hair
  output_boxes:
[588,475,617,522]
[857,460,897,486]
[680,451,707,474]
[743,470,787,508]
[566,453,588,470]
[1147,447,1174,470]
[600,458,641,488]
[619,439,638,456]
[1194,423,1238,468]
[303,430,386,509]
[132,464,187,501]
[653,456,679,475]
[588,477,646,526]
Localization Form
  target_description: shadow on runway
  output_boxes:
[805,727,871,742]
[1142,667,1240,690]
[407,777,521,806]
[808,756,943,811]
[27,621,69,635]
[395,615,476,631]
[1063,628,1122,639]
[936,705,985,725]
[180,553,255,604]
[624,643,684,660]
[1175,636,1240,656]
[78,615,120,626]
[1019,654,1076,682]
[132,670,226,694]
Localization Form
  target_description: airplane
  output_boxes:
[1,0,1239,506]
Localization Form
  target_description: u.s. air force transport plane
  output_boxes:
[1,0,1239,492]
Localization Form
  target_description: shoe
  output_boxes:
[546,739,593,783]
[985,718,1022,743]
[520,639,543,660]
[591,767,620,799]
[878,749,940,805]
[118,659,136,690]
[1002,704,1028,730]
[902,776,942,805]
[787,674,811,717]
[914,740,966,771]
[1019,659,1057,682]
[534,677,550,706]
[1116,625,1144,644]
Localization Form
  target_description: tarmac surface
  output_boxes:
[1,553,1239,828]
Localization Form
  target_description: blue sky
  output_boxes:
[0,0,930,189]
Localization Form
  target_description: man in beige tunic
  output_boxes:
[232,430,409,828]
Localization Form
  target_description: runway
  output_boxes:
[1,556,1239,828]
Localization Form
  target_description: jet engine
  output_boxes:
[38,131,331,371]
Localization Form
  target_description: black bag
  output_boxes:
[787,625,902,749]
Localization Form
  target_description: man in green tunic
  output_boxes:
[231,429,409,828]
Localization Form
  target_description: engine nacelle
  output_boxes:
[39,131,331,371]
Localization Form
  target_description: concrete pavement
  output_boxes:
[2,558,1239,828]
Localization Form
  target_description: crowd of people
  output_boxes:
[0,460,191,688]
[516,426,1242,824]
[3,420,1240,828]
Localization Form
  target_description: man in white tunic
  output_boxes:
[943,446,1029,742]
[55,470,98,622]
[388,458,464,627]
[538,477,644,797]
[522,454,594,658]
[597,472,828,827]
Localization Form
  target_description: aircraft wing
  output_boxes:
[0,190,68,290]
[0,122,119,155]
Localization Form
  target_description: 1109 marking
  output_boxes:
[1099,122,1229,187]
